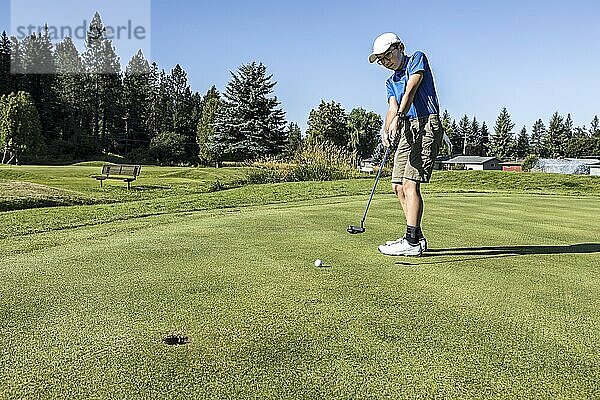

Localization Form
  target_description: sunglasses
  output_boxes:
[377,45,399,64]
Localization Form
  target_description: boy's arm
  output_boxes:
[382,72,424,147]
[398,72,423,115]
[382,97,399,147]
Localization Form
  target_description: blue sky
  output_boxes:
[2,0,600,134]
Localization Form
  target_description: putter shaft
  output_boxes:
[359,146,391,227]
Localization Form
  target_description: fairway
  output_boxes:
[1,192,599,399]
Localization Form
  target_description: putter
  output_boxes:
[347,146,391,234]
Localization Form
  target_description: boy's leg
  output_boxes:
[383,122,422,252]
[392,183,407,217]
[401,179,422,227]
[391,123,411,223]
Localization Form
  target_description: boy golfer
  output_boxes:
[369,33,443,257]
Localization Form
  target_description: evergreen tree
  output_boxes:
[0,91,43,164]
[20,27,54,74]
[82,12,123,148]
[9,37,24,91]
[489,107,515,160]
[212,62,287,161]
[590,116,600,137]
[306,100,349,148]
[530,119,546,156]
[19,28,58,141]
[449,119,460,154]
[564,113,573,141]
[440,110,454,155]
[155,69,173,135]
[457,114,470,155]
[544,112,567,158]
[480,122,490,156]
[196,86,220,166]
[167,64,200,161]
[190,92,203,132]
[467,116,481,155]
[590,116,600,155]
[54,37,87,155]
[168,64,195,135]
[566,126,591,158]
[515,126,530,158]
[146,62,161,139]
[441,110,452,128]
[0,32,11,95]
[284,122,302,159]
[203,85,219,103]
[347,107,382,165]
[123,50,152,153]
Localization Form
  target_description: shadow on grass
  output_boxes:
[131,185,171,190]
[396,243,600,266]
[428,243,600,256]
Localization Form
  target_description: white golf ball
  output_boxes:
[314,259,323,267]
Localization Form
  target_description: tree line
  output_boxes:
[197,76,383,167]
[2,12,599,166]
[1,13,205,165]
[0,12,382,166]
[443,108,600,160]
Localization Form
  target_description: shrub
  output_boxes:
[149,131,186,165]
[522,154,539,172]
[290,140,357,181]
[246,168,286,184]
[128,147,152,164]
[248,141,359,183]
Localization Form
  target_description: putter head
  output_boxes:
[347,225,366,234]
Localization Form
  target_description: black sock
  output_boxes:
[406,225,421,245]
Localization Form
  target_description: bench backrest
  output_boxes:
[101,164,141,177]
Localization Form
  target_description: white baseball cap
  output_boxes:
[368,32,402,63]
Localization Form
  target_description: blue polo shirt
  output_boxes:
[386,51,439,119]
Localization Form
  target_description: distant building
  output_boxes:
[441,156,502,171]
[358,158,374,174]
[434,155,450,170]
[500,160,524,172]
[566,158,600,165]
[533,158,598,175]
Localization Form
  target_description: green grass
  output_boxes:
[427,170,600,196]
[1,164,599,238]
[0,164,255,210]
[2,165,599,213]
[1,166,599,399]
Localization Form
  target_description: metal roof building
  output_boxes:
[441,156,502,171]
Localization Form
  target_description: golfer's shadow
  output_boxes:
[396,243,600,266]
[429,243,600,256]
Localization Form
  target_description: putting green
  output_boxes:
[1,194,599,399]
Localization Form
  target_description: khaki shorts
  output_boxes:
[391,114,443,184]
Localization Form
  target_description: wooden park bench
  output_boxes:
[92,164,141,189]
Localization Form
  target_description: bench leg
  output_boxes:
[127,181,131,190]
[100,180,103,188]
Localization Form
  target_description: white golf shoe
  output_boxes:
[378,238,423,257]
[385,237,428,252]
